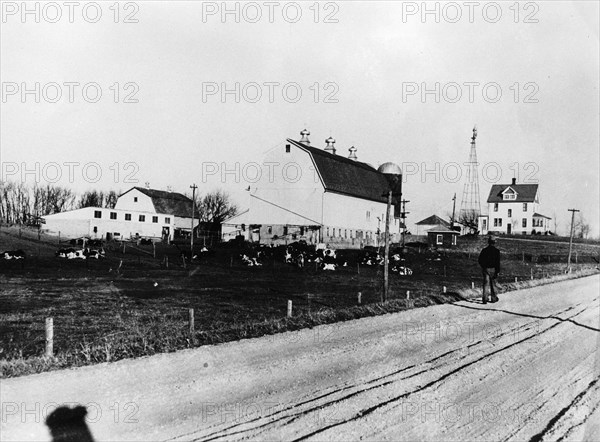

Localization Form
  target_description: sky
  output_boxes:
[1,1,598,236]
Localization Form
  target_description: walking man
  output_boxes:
[478,236,500,304]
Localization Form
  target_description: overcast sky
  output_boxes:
[1,1,598,236]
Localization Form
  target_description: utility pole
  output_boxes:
[383,190,392,302]
[451,193,456,228]
[400,199,410,247]
[567,208,580,270]
[190,184,198,255]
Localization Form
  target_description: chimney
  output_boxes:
[145,182,150,189]
[325,136,336,155]
[300,128,310,145]
[167,186,172,192]
[348,146,357,160]
[511,177,516,185]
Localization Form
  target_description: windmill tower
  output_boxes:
[459,126,481,233]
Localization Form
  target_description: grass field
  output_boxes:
[1,226,598,377]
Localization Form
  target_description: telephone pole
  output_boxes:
[451,193,457,229]
[190,184,198,255]
[400,199,410,247]
[567,208,580,270]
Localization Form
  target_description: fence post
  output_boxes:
[188,308,194,335]
[443,286,447,293]
[358,292,362,305]
[287,300,293,318]
[471,281,475,289]
[515,276,518,282]
[58,231,61,244]
[357,263,360,275]
[443,265,446,277]
[153,242,156,258]
[45,318,54,357]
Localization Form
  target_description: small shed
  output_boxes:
[427,225,460,247]
[416,215,450,235]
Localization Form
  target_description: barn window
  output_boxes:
[300,226,304,235]
[285,144,291,153]
[436,234,443,245]
[267,226,272,234]
[94,210,102,219]
[134,197,138,202]
[344,229,347,238]
[165,217,171,224]
[152,216,158,223]
[110,212,117,220]
[283,226,288,235]
[522,218,527,228]
[523,203,528,212]
[139,215,145,222]
[125,213,131,221]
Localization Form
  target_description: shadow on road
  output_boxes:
[453,300,600,333]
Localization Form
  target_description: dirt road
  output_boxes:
[2,275,599,441]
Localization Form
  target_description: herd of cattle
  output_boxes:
[236,241,413,274]
[2,239,413,275]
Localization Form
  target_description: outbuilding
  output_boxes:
[427,225,460,248]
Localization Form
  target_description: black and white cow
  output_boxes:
[1,250,26,260]
[56,248,87,259]
[84,248,106,259]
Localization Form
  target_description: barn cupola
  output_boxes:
[348,146,357,160]
[300,128,311,145]
[325,136,336,155]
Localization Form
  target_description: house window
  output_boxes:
[436,234,443,245]
[482,219,487,230]
[523,203,528,212]
[285,144,291,153]
[326,227,330,237]
[165,217,171,224]
[94,210,102,219]
[452,235,457,245]
[152,216,158,223]
[125,213,131,221]
[366,211,371,221]
[498,218,503,226]
[110,212,117,220]
[344,229,347,238]
[494,218,498,227]
[283,226,288,236]
[267,226,273,234]
[300,226,304,235]
[503,193,516,200]
[139,215,145,222]
[508,209,512,218]
[134,197,138,202]
[494,203,498,212]
[522,218,527,228]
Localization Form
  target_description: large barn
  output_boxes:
[42,186,199,241]
[222,130,403,248]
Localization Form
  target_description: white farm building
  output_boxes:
[42,187,199,241]
[223,130,403,248]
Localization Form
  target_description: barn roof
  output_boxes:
[287,139,395,204]
[416,215,450,226]
[121,187,198,218]
[487,184,538,203]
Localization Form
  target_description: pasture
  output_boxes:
[1,226,598,377]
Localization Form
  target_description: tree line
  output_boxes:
[0,181,238,226]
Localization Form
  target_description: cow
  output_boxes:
[1,250,26,260]
[84,248,106,259]
[56,248,86,259]
[392,265,413,276]
[323,263,337,271]
[240,254,262,266]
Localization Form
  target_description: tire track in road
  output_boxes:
[292,301,596,442]
[176,302,590,442]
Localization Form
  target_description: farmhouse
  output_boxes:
[222,129,403,248]
[42,186,199,241]
[479,178,552,235]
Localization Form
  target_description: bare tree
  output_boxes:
[198,190,238,223]
[458,210,480,235]
[574,213,591,239]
